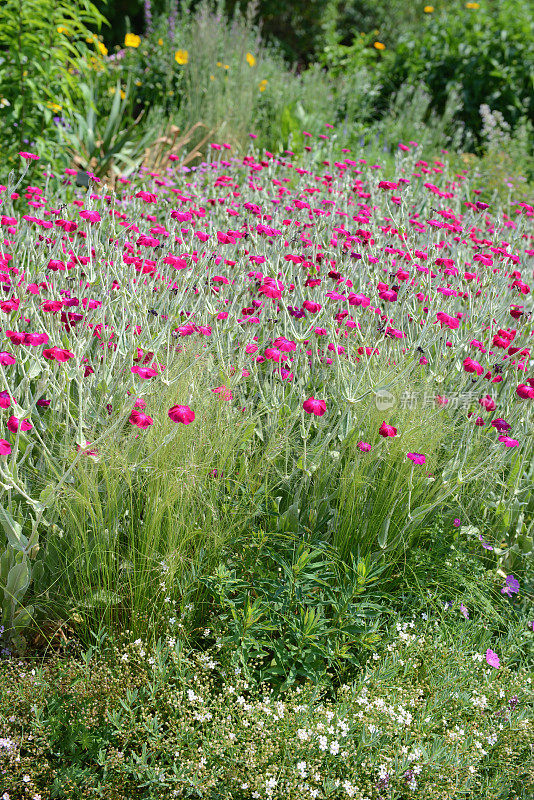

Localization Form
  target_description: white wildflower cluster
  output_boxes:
[480,103,511,148]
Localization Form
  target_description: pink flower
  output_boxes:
[357,441,371,452]
[407,452,426,465]
[379,421,397,437]
[463,357,484,376]
[129,409,154,428]
[0,352,16,365]
[303,397,326,416]
[18,151,39,160]
[0,439,11,456]
[485,649,500,669]
[79,210,101,224]
[42,346,75,362]
[0,391,12,408]
[131,365,158,379]
[168,404,195,424]
[6,416,32,433]
[453,518,461,527]
[498,435,519,447]
[516,383,534,399]
[212,385,233,401]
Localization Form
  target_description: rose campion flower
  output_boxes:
[498,435,519,448]
[129,409,154,428]
[486,649,500,669]
[79,210,101,224]
[0,391,12,408]
[42,346,75,362]
[303,397,326,416]
[379,421,397,437]
[0,439,12,456]
[6,416,32,433]
[0,352,16,365]
[463,357,484,376]
[407,452,426,464]
[491,418,510,432]
[357,442,372,452]
[168,404,195,424]
[516,383,534,399]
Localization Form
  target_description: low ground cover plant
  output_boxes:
[0,611,533,799]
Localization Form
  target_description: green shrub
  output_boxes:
[0,0,108,169]
[381,0,534,144]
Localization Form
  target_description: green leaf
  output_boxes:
[0,506,28,552]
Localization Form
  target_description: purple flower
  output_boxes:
[460,603,469,619]
[479,534,494,550]
[486,649,500,669]
[501,574,519,596]
[453,518,461,527]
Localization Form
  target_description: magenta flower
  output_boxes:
[407,452,426,465]
[453,518,461,527]
[491,418,510,432]
[129,409,154,429]
[0,439,11,456]
[168,404,195,424]
[79,210,101,224]
[6,416,32,433]
[131,365,159,379]
[303,397,326,416]
[0,391,12,408]
[516,383,534,399]
[0,352,16,365]
[42,346,75,362]
[498,435,519,448]
[485,649,500,669]
[357,441,372,452]
[463,357,484,376]
[379,421,397,437]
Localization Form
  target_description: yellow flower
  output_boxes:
[259,79,268,92]
[158,38,163,46]
[175,49,189,65]
[135,79,142,86]
[46,101,62,113]
[124,33,141,48]
[217,61,222,67]
[96,41,108,56]
[423,5,434,11]
[57,26,70,36]
[374,41,386,50]
[466,1,480,7]
[223,64,229,69]
[120,89,126,99]
[210,74,215,81]
[246,52,256,67]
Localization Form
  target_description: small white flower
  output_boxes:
[330,740,340,755]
